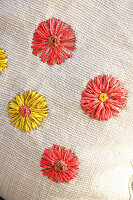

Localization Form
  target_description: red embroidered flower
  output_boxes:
[81,75,127,120]
[32,18,76,65]
[40,144,79,183]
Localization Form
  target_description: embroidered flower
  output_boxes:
[32,18,76,65]
[81,75,127,120]
[0,48,8,73]
[8,91,48,132]
[40,144,79,183]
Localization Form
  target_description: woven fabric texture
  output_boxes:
[0,0,133,200]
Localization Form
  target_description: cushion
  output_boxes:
[0,0,133,199]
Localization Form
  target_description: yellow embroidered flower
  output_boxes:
[0,48,8,72]
[8,91,48,132]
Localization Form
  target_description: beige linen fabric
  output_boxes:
[0,0,133,199]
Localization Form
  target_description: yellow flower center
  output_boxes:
[98,93,108,102]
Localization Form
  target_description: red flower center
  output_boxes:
[54,161,67,172]
[19,106,31,117]
[48,35,60,48]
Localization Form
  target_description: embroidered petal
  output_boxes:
[81,75,127,120]
[0,48,8,73]
[8,91,48,132]
[32,18,76,65]
[40,145,79,183]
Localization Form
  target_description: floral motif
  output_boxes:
[8,91,48,132]
[0,48,8,72]
[81,75,127,120]
[32,18,76,65]
[40,144,79,183]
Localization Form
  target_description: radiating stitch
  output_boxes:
[81,74,127,120]
[8,91,48,132]
[0,48,8,73]
[32,18,76,65]
[40,144,79,183]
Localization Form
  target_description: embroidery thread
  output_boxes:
[0,48,8,73]
[81,75,127,120]
[32,18,76,65]
[40,144,79,183]
[8,91,48,132]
